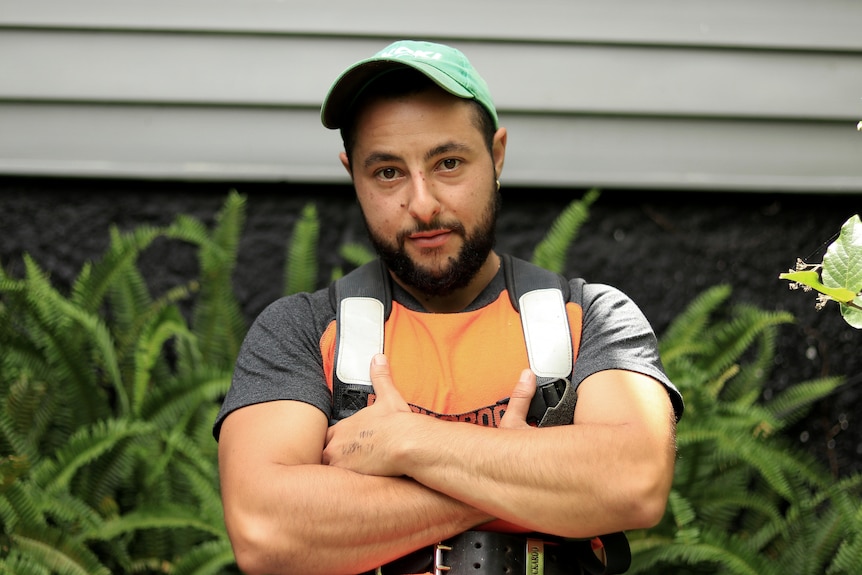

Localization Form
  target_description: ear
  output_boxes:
[339,151,352,178]
[492,127,507,179]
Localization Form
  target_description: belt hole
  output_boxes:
[472,563,481,569]
[473,542,482,549]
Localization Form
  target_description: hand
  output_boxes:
[323,354,412,476]
[499,369,537,429]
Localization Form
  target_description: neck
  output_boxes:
[392,251,501,313]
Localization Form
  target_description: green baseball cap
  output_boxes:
[321,39,498,130]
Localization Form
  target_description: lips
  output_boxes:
[408,229,452,249]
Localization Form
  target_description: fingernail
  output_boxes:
[373,354,387,366]
[520,368,532,382]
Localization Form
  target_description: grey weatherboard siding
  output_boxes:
[1,0,861,192]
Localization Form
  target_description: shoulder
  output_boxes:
[252,287,334,330]
[575,282,648,322]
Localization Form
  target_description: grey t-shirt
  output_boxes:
[214,263,682,439]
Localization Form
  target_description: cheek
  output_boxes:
[358,192,396,231]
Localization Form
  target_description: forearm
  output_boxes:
[396,417,674,537]
[344,370,678,539]
[222,461,493,575]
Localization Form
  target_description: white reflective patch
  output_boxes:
[519,288,572,378]
[336,297,384,385]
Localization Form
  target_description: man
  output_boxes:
[215,40,683,575]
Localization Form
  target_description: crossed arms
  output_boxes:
[218,354,677,575]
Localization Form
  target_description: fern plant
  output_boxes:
[0,192,246,574]
[626,285,860,574]
[2,189,860,574]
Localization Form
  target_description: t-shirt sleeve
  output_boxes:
[571,282,684,420]
[212,291,334,440]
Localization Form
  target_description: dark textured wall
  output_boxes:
[2,177,859,476]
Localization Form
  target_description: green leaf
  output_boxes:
[84,504,225,541]
[284,203,320,295]
[823,214,862,327]
[823,215,862,293]
[778,270,858,303]
[531,189,600,273]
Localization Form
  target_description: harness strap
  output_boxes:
[329,256,577,425]
[328,260,390,424]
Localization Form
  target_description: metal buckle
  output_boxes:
[434,543,452,574]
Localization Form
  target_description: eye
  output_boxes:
[375,167,400,181]
[438,158,461,171]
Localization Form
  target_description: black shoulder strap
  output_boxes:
[328,260,391,424]
[329,259,392,319]
[501,253,570,311]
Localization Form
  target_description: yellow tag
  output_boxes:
[526,538,544,575]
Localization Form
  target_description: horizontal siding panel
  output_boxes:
[4,32,860,121]
[0,103,344,181]
[2,103,860,192]
[504,115,862,192]
[2,0,861,51]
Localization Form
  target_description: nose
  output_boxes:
[406,174,441,224]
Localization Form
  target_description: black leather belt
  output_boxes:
[367,530,630,575]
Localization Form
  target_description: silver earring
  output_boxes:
[496,179,501,191]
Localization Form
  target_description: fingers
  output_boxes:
[499,369,536,429]
[369,354,410,411]
[369,353,394,393]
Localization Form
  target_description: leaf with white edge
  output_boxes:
[822,214,862,328]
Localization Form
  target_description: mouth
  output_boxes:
[407,229,453,249]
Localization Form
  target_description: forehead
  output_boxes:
[350,88,482,150]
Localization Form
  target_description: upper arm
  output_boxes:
[573,369,677,500]
[218,400,329,482]
[574,369,675,440]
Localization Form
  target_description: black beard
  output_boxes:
[364,191,500,298]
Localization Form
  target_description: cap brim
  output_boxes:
[321,58,473,129]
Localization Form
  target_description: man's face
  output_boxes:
[341,88,507,297]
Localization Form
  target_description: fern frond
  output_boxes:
[0,477,42,532]
[49,294,129,416]
[531,188,600,273]
[131,305,195,417]
[179,195,248,370]
[170,538,237,575]
[766,376,845,427]
[140,368,231,432]
[339,242,376,268]
[209,190,246,262]
[18,255,109,425]
[29,419,155,494]
[629,527,781,575]
[701,306,794,381]
[70,224,164,314]
[828,496,862,574]
[0,551,53,575]
[9,525,111,575]
[284,203,320,295]
[659,284,732,362]
[84,504,225,541]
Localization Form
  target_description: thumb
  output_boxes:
[499,369,536,429]
[369,354,408,410]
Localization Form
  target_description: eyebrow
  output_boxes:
[424,141,471,162]
[362,152,402,170]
